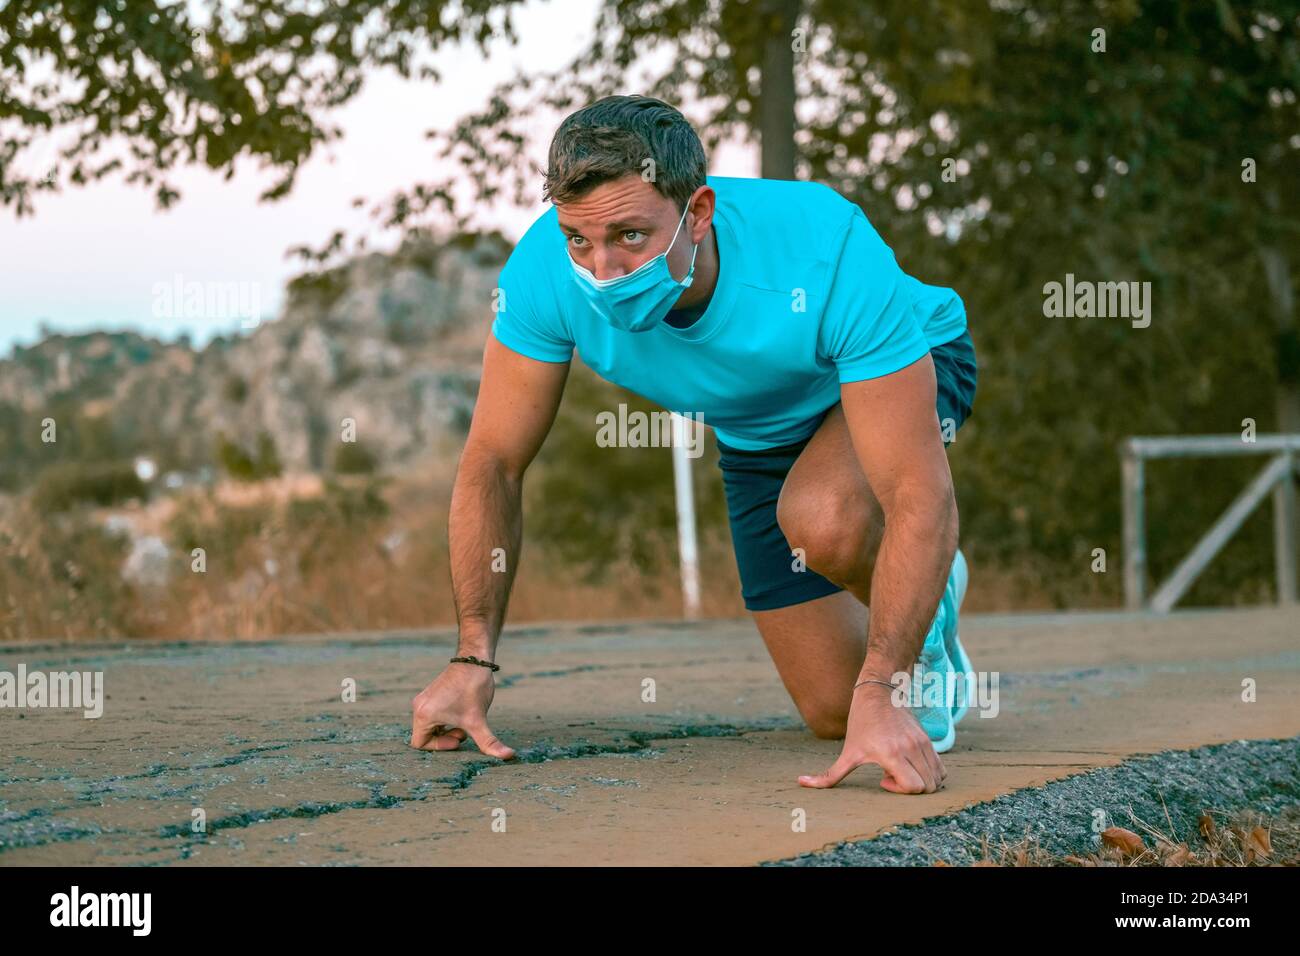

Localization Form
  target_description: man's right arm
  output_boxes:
[449,333,570,661]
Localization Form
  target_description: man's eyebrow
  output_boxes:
[557,219,651,235]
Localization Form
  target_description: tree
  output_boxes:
[420,0,1298,600]
[0,0,528,215]
[6,0,1295,602]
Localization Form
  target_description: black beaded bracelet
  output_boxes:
[450,655,499,671]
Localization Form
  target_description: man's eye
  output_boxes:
[622,230,645,243]
[568,235,587,247]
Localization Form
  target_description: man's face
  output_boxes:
[556,173,699,283]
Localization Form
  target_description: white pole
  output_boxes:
[671,412,701,620]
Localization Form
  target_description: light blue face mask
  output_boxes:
[567,202,699,333]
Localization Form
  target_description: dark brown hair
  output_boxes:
[543,95,707,212]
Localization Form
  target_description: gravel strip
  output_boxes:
[766,736,1300,866]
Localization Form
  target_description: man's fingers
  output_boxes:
[410,703,467,751]
[465,720,516,760]
[919,740,946,788]
[876,750,927,794]
[800,746,943,793]
[417,727,467,752]
[905,750,940,793]
[798,752,862,789]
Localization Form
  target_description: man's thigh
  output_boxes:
[775,331,975,564]
[775,399,882,562]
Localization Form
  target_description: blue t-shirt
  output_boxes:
[491,175,967,451]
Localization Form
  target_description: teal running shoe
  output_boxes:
[942,549,973,725]
[912,606,956,753]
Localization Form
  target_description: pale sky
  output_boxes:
[0,0,758,358]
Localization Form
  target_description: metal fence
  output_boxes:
[1121,434,1300,611]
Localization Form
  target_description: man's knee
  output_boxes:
[806,709,848,740]
[776,490,878,585]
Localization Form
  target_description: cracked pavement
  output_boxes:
[1,607,1298,865]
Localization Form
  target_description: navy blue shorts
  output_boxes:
[715,328,977,612]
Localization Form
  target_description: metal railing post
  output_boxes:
[671,413,702,620]
[1121,444,1146,610]
[1274,450,1298,605]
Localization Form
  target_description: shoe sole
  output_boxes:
[928,700,956,752]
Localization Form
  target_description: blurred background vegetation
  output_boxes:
[1,0,1296,639]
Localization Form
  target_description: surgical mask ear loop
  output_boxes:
[673,206,699,286]
[680,230,699,288]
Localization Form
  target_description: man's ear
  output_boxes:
[687,186,716,243]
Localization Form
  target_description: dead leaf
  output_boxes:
[1064,854,1096,867]
[932,859,950,867]
[1245,826,1272,858]
[971,859,998,867]
[1198,814,1216,841]
[1102,826,1145,856]
[1163,844,1191,866]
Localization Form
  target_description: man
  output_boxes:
[410,94,977,794]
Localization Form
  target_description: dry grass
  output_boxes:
[0,464,1194,642]
[0,470,750,642]
[931,804,1300,867]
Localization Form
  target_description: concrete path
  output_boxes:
[1,607,1297,865]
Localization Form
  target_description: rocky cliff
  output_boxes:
[0,230,514,485]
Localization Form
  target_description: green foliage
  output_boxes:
[254,432,283,477]
[163,479,389,583]
[6,0,1297,606]
[222,374,249,404]
[0,504,135,639]
[215,430,283,481]
[165,499,273,571]
[0,395,121,488]
[312,478,390,524]
[332,439,378,475]
[0,331,186,488]
[281,479,392,580]
[801,0,1296,606]
[444,0,1298,606]
[0,0,526,216]
[31,461,147,513]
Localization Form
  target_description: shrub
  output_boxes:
[216,430,283,481]
[31,461,147,512]
[222,374,249,404]
[332,439,378,475]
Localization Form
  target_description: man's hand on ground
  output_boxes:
[797,686,946,793]
[410,664,516,759]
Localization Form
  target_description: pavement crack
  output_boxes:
[430,716,801,792]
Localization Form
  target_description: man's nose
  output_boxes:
[590,249,638,282]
